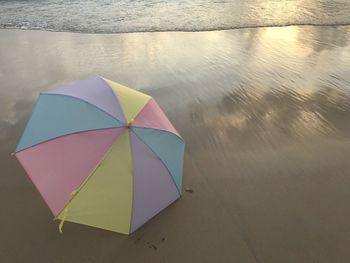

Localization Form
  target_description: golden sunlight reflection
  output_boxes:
[259,26,312,56]
[2,25,350,150]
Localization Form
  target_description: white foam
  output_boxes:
[0,0,350,33]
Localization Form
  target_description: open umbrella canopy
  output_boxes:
[15,76,185,234]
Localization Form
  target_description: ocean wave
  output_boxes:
[1,0,350,34]
[1,21,350,34]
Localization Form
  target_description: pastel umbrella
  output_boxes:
[15,76,185,234]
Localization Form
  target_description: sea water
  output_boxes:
[0,0,350,33]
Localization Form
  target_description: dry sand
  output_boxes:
[1,26,350,262]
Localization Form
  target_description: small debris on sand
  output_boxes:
[185,187,193,193]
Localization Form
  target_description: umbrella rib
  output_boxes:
[54,129,127,222]
[127,130,136,234]
[130,98,182,139]
[100,77,128,124]
[15,96,41,152]
[15,127,121,154]
[130,129,182,196]
[131,126,185,143]
[131,97,152,124]
[42,93,126,125]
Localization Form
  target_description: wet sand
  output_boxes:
[1,26,350,262]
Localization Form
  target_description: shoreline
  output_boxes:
[1,22,350,35]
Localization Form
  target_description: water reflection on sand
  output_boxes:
[1,26,350,262]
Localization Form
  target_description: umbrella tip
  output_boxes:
[127,118,134,128]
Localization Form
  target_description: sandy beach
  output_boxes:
[1,26,350,262]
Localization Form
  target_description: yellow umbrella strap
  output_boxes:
[58,189,78,234]
[59,208,68,234]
